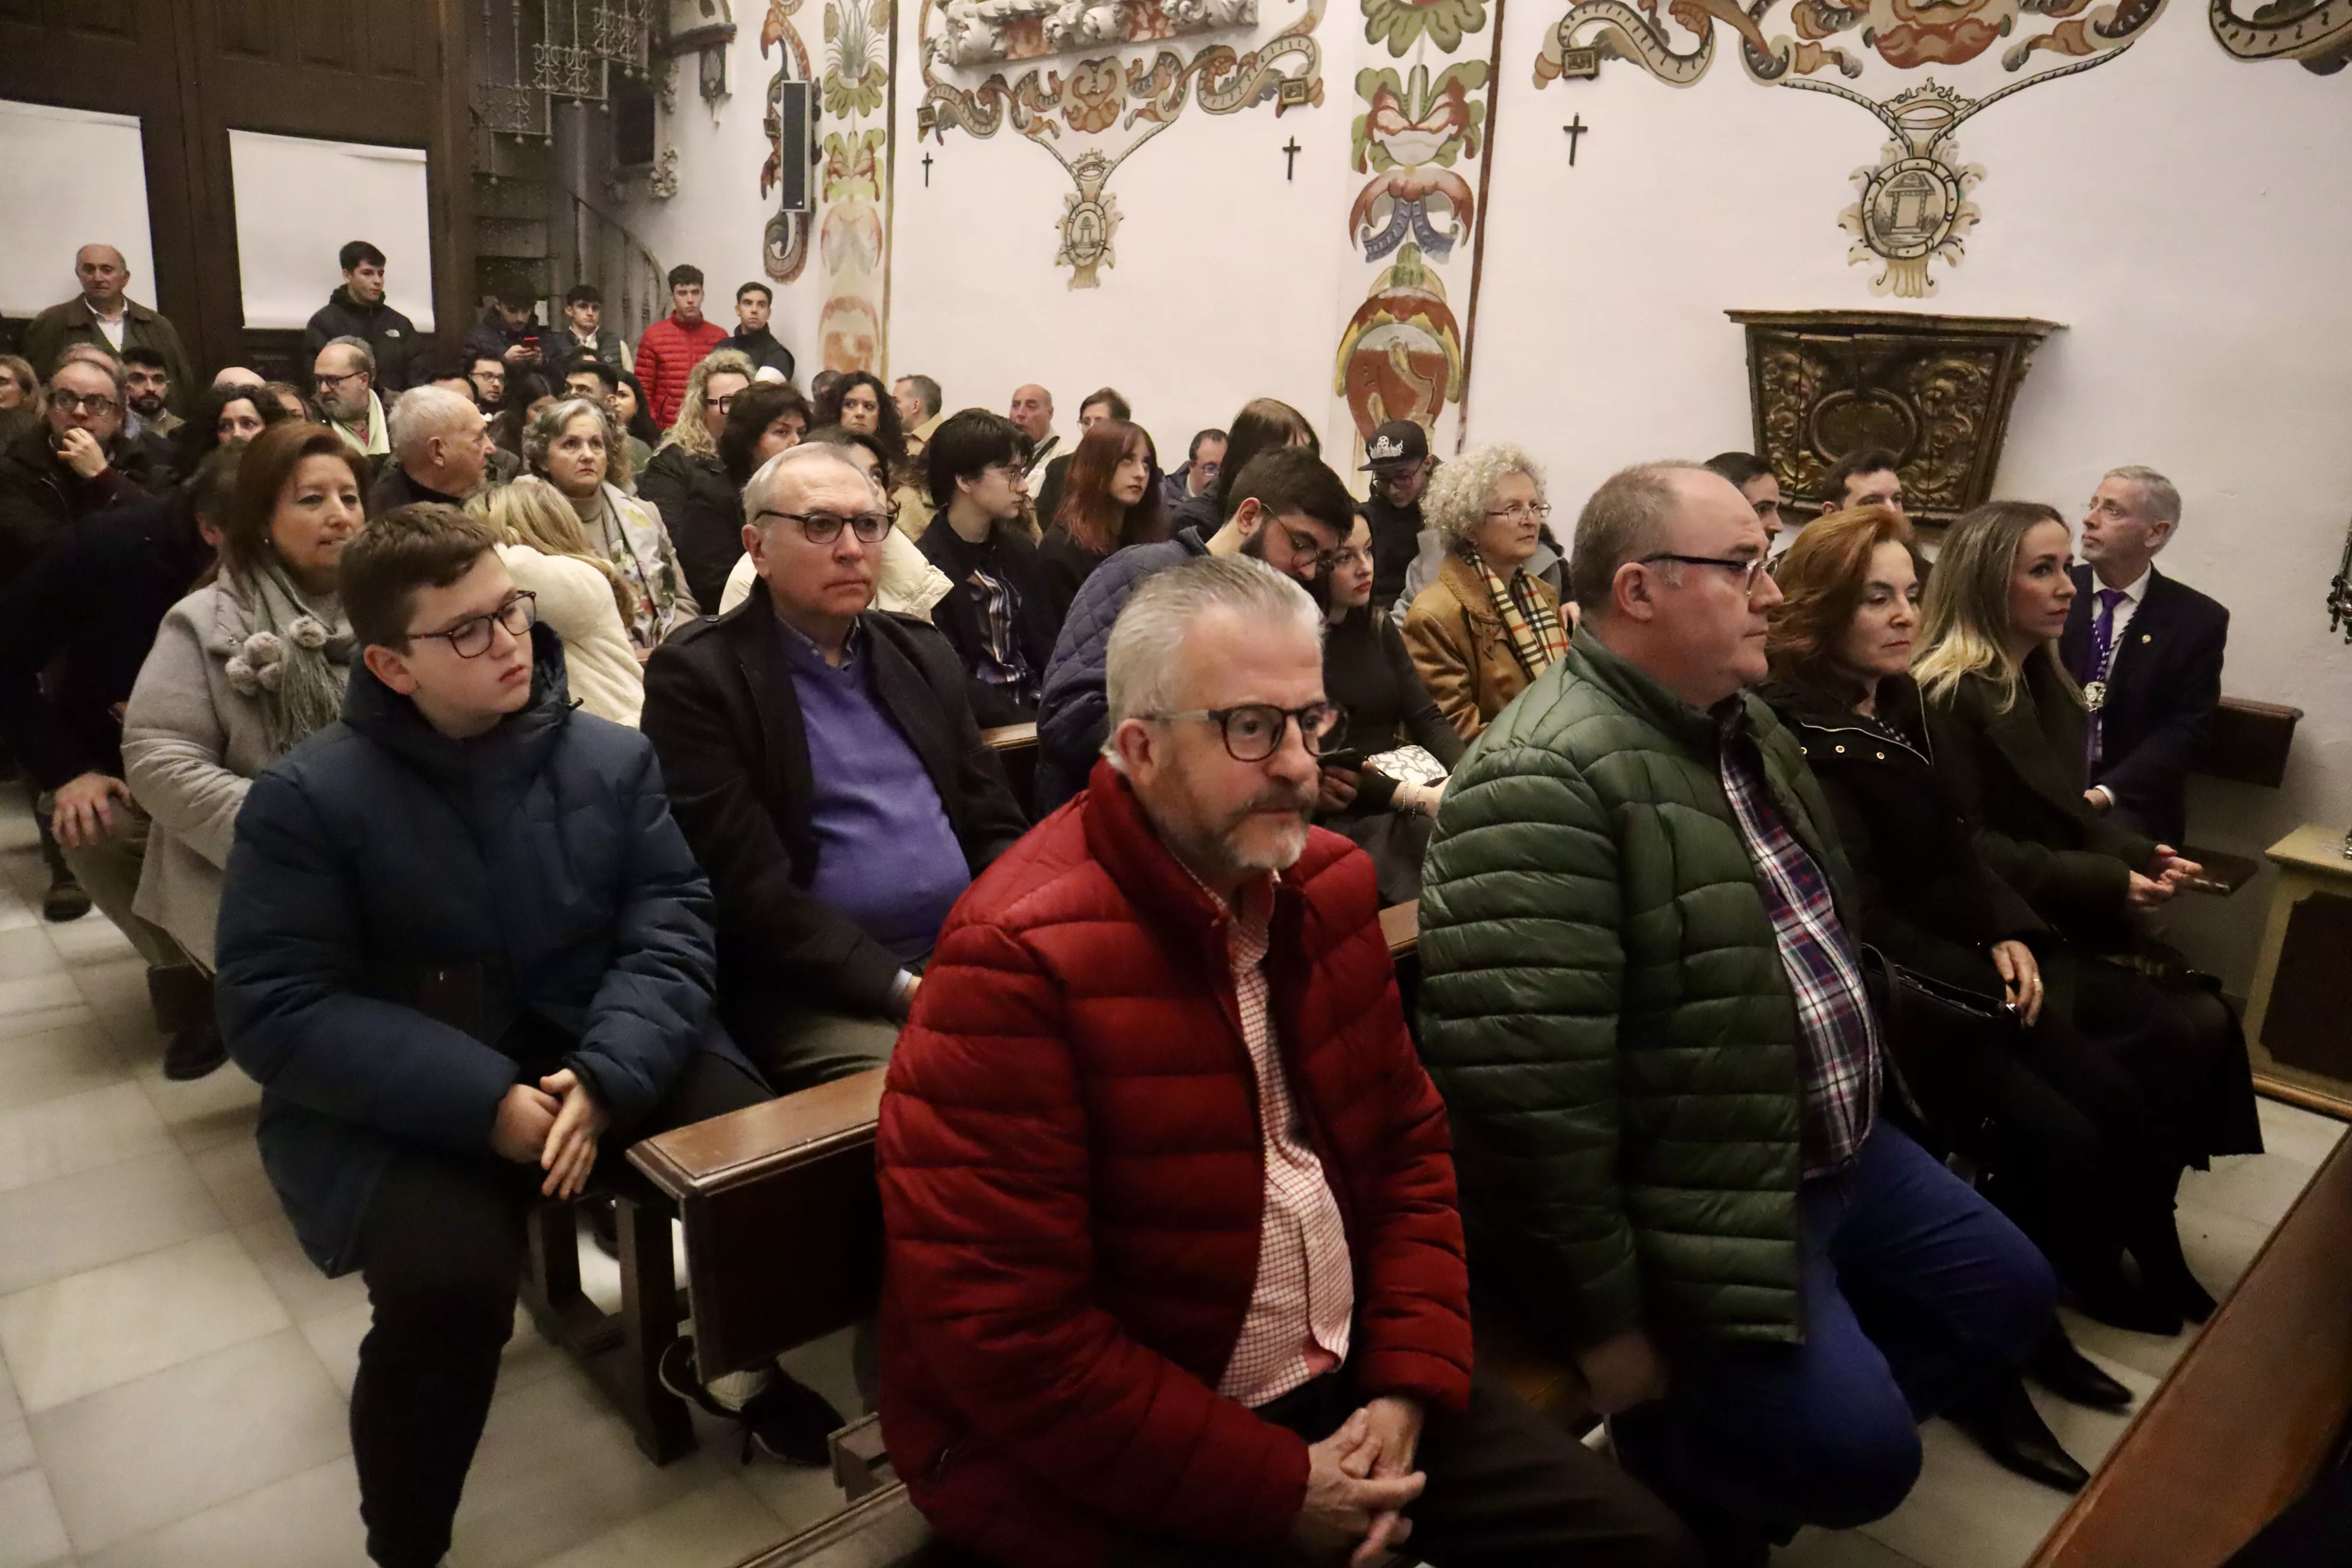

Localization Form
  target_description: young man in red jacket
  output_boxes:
[877,554,1699,1568]
[632,264,727,431]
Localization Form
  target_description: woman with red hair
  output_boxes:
[1037,417,1164,622]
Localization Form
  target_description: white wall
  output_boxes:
[629,10,2352,988]
[227,132,435,331]
[0,99,156,319]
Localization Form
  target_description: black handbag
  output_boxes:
[1860,945,2018,1161]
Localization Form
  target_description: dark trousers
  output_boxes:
[931,1370,1701,1568]
[349,1050,771,1568]
[1614,1122,2056,1537]
[2069,953,2250,1165]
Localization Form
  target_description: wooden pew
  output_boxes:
[979,722,1038,811]
[2183,696,2305,896]
[2030,1122,2352,1568]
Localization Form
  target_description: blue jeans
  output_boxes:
[1615,1122,2057,1535]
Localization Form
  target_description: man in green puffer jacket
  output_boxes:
[1417,462,2056,1564]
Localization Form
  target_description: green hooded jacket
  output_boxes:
[1417,628,1863,1351]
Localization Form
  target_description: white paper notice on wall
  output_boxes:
[227,130,435,332]
[0,99,158,321]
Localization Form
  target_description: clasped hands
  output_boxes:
[1292,1396,1427,1566]
[490,1067,609,1198]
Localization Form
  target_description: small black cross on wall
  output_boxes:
[1283,138,1302,182]
[922,151,934,187]
[1562,115,1589,166]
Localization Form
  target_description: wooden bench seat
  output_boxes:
[2031,1118,2352,1567]
[979,721,1038,809]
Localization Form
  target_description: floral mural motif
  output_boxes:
[1334,244,1465,437]
[819,0,893,374]
[1331,0,1500,455]
[1362,0,1487,56]
[1533,0,2170,295]
[825,0,892,115]
[919,0,1324,287]
[2211,0,2352,73]
[762,0,814,282]
[929,0,1261,66]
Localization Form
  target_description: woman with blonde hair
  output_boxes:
[1919,499,2259,1325]
[525,396,697,654]
[1400,441,1569,740]
[639,349,755,610]
[468,476,645,725]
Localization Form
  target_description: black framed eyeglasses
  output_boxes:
[314,370,367,391]
[1639,553,1770,597]
[46,389,119,416]
[412,591,537,658]
[1145,702,1348,762]
[754,509,893,545]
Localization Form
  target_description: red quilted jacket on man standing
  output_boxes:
[876,758,1473,1568]
[632,312,727,430]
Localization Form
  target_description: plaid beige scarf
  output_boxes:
[1465,548,1567,678]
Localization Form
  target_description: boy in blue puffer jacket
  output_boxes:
[215,504,822,1568]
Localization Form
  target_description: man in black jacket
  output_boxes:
[1358,417,1433,615]
[0,354,155,586]
[0,456,225,1074]
[713,281,797,384]
[2061,465,2227,847]
[643,445,1027,1086]
[302,241,421,395]
[370,386,495,515]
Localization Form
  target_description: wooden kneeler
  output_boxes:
[517,1192,697,1464]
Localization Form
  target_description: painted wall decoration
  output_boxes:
[761,0,814,280]
[929,0,1260,66]
[816,0,894,371]
[917,0,1325,288]
[2211,0,2352,73]
[1533,0,2171,295]
[1329,0,1498,455]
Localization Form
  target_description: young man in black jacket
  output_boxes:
[217,504,837,1568]
[916,409,1058,726]
[302,240,421,395]
[643,444,1027,1087]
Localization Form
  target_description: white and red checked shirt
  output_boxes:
[1210,877,1356,1409]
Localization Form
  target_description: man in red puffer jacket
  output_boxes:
[632,263,727,430]
[878,555,1698,1568]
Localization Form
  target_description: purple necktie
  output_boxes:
[2085,587,2125,770]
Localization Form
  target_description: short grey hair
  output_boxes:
[744,442,876,527]
[897,373,942,420]
[1103,555,1324,764]
[1425,442,1546,547]
[320,335,375,375]
[522,396,613,476]
[1570,460,1708,615]
[388,385,482,459]
[2105,465,2181,530]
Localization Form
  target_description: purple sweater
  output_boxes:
[775,619,970,964]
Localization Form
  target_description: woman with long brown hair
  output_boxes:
[1761,505,2188,1490]
[1038,417,1164,620]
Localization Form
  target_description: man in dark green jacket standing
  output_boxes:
[1417,461,2056,1564]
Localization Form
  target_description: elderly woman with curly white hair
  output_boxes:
[1400,440,1572,740]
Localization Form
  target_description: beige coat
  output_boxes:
[122,579,349,969]
[496,544,643,726]
[1401,552,1560,742]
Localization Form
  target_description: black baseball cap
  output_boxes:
[1360,419,1430,472]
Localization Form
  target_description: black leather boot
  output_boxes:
[1948,1375,2090,1494]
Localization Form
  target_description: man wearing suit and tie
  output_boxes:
[2060,466,2228,848]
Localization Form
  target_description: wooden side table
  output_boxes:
[2246,824,2352,1115]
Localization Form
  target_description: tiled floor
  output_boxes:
[0,779,2334,1568]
